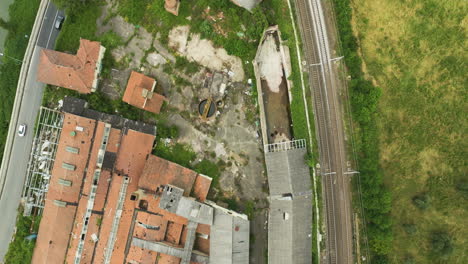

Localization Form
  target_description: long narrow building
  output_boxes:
[254,26,313,264]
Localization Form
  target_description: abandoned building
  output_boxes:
[254,26,313,264]
[36,39,105,94]
[123,71,166,114]
[31,98,249,264]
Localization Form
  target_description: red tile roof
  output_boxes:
[32,112,222,264]
[32,114,97,264]
[139,155,198,196]
[122,71,166,114]
[193,174,212,202]
[37,39,104,93]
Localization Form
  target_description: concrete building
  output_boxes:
[123,71,166,114]
[254,26,313,264]
[31,98,249,264]
[230,0,262,11]
[265,147,313,264]
[37,39,105,94]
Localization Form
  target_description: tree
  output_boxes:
[430,231,453,258]
[0,18,12,31]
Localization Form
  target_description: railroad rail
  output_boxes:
[293,0,354,263]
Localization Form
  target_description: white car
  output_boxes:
[55,15,64,30]
[18,124,26,137]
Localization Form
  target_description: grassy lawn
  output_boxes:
[0,0,40,162]
[351,0,467,263]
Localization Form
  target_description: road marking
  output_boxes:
[46,10,59,49]
[35,1,51,46]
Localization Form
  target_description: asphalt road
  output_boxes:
[0,2,63,261]
[294,0,354,263]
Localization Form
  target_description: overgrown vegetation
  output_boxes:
[53,0,103,51]
[44,1,155,121]
[4,207,41,264]
[332,0,391,261]
[116,0,267,78]
[152,140,221,198]
[0,0,40,162]
[347,0,466,263]
[175,56,200,75]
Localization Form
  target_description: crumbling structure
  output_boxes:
[31,98,249,264]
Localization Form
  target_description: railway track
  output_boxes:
[293,0,353,263]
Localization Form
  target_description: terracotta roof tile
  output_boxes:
[37,39,104,94]
[32,114,97,264]
[126,246,158,264]
[139,155,198,195]
[32,111,238,264]
[193,174,212,202]
[159,253,182,264]
[122,71,166,114]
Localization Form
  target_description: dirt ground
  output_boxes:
[95,1,268,262]
[256,31,294,143]
[261,78,293,143]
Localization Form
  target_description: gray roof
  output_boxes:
[208,202,250,264]
[131,237,208,264]
[62,96,156,135]
[265,147,312,196]
[230,0,262,11]
[158,184,214,225]
[265,146,313,264]
[175,197,213,225]
[269,196,313,264]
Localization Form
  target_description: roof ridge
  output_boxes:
[43,49,78,69]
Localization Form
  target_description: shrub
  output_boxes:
[412,193,430,210]
[402,223,417,235]
[157,122,179,139]
[153,142,196,168]
[455,180,468,197]
[430,231,453,258]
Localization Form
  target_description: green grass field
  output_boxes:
[351,0,467,263]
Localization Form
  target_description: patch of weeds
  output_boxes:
[163,63,174,75]
[174,76,191,87]
[243,200,255,219]
[153,141,196,168]
[180,110,191,120]
[175,56,201,74]
[194,159,221,189]
[4,206,41,264]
